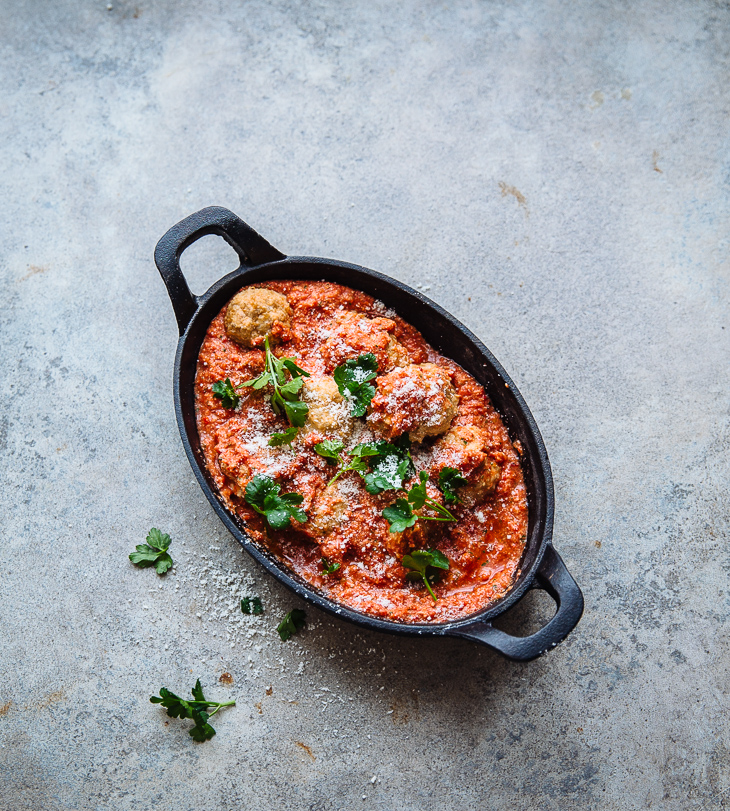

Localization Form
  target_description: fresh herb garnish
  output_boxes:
[333,353,378,417]
[438,467,468,504]
[382,499,418,533]
[241,596,264,615]
[244,474,308,530]
[129,528,174,575]
[321,557,341,575]
[314,440,380,487]
[277,608,306,641]
[361,436,415,494]
[401,549,450,603]
[268,427,298,447]
[212,378,240,409]
[314,439,344,464]
[150,679,235,742]
[212,338,310,432]
[239,337,310,427]
[382,472,457,533]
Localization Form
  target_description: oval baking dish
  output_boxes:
[154,206,584,661]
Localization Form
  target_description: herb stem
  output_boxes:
[423,577,438,604]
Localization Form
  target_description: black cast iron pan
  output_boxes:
[155,206,584,661]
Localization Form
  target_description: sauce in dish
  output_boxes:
[195,280,527,623]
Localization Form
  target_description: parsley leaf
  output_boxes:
[129,528,174,575]
[439,467,468,504]
[212,378,240,409]
[215,337,311,435]
[244,474,308,530]
[333,353,379,417]
[382,499,418,533]
[150,679,235,742]
[320,442,380,486]
[269,427,298,446]
[321,557,341,575]
[362,437,415,494]
[401,549,450,603]
[382,472,456,533]
[241,596,264,615]
[314,439,344,464]
[277,608,306,641]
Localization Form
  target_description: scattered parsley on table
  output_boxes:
[150,679,235,742]
[241,596,264,615]
[277,608,306,641]
[129,528,174,575]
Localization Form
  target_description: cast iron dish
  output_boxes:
[155,206,584,661]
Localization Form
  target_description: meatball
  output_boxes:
[431,425,502,505]
[367,363,459,443]
[301,375,354,439]
[320,311,409,373]
[224,287,292,348]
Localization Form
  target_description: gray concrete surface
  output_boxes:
[1,1,729,808]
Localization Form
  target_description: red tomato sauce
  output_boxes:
[195,281,528,623]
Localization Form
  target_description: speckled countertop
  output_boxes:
[1,1,729,809]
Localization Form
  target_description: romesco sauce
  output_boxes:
[195,281,527,623]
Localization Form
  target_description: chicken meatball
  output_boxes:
[367,363,459,443]
[431,425,502,505]
[224,287,292,348]
[320,311,409,373]
[301,375,354,439]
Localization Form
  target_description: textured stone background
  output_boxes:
[1,1,728,809]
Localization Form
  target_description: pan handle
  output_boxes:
[447,545,584,661]
[154,206,286,335]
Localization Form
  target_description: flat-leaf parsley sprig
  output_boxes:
[438,467,468,505]
[382,472,457,534]
[360,437,415,494]
[129,528,174,575]
[333,353,378,417]
[212,337,311,429]
[401,549,450,603]
[150,679,235,742]
[314,439,379,487]
[244,474,308,530]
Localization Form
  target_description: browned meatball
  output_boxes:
[431,425,502,505]
[301,376,354,439]
[224,287,292,348]
[320,311,409,373]
[367,363,459,442]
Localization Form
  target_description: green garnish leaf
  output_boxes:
[277,608,306,641]
[244,474,308,530]
[333,353,379,417]
[382,472,456,533]
[382,498,418,533]
[406,470,430,509]
[321,557,341,575]
[241,596,264,615]
[269,427,298,446]
[283,399,309,427]
[324,442,379,486]
[150,679,235,742]
[129,528,174,575]
[314,439,345,464]
[439,467,468,504]
[401,549,450,603]
[238,338,310,429]
[212,378,240,409]
[362,437,415,494]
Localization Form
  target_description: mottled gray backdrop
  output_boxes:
[1,1,729,809]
